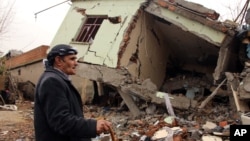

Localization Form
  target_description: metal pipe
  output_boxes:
[34,0,70,19]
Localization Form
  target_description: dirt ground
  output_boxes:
[0,100,134,141]
[0,101,34,141]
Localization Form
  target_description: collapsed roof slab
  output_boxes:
[145,0,230,47]
[145,0,239,81]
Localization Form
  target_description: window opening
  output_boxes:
[18,69,21,75]
[75,17,105,42]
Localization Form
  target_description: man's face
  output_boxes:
[55,54,78,75]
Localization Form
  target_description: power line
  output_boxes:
[34,0,70,19]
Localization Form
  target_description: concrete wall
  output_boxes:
[138,13,169,88]
[5,45,49,84]
[119,11,169,88]
[50,0,146,68]
[49,0,169,89]
[10,61,45,84]
[5,44,85,94]
[5,45,49,69]
[71,74,86,96]
[9,60,85,96]
[47,0,149,98]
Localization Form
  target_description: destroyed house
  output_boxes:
[49,0,244,117]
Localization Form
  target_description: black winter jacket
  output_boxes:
[34,67,97,141]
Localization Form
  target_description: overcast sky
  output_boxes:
[0,0,246,54]
[0,0,70,54]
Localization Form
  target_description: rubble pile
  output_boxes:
[87,102,239,141]
[0,98,240,141]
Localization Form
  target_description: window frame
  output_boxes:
[74,15,107,43]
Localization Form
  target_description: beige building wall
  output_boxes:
[119,11,169,88]
[10,61,45,84]
[10,61,85,94]
[50,0,146,68]
[49,0,169,89]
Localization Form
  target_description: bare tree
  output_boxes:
[0,0,16,39]
[222,0,250,25]
[234,0,250,25]
[224,0,245,21]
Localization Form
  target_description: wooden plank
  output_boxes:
[231,85,241,111]
[231,85,250,112]
[198,79,226,109]
[97,82,104,96]
[117,88,141,118]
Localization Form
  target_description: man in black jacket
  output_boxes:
[34,44,112,141]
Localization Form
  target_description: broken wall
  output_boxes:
[144,1,241,82]
[49,0,151,98]
[50,0,146,68]
[119,10,169,88]
[48,0,243,111]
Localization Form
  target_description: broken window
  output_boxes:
[75,16,106,43]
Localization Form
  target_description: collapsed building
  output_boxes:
[2,1,250,140]
[2,0,250,120]
[44,0,250,118]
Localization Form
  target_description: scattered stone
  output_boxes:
[202,121,217,130]
[201,135,222,141]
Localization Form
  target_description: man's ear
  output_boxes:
[54,56,64,65]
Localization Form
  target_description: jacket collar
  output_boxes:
[45,67,71,81]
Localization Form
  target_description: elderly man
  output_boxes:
[34,44,112,141]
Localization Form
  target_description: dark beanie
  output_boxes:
[47,44,78,66]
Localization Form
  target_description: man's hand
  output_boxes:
[96,119,112,135]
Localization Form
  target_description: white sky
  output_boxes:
[0,0,70,54]
[187,0,245,21]
[0,0,246,54]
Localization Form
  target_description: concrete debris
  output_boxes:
[0,100,242,141]
[0,131,8,136]
[164,93,175,117]
[0,104,18,111]
[152,92,198,109]
[241,112,250,125]
[151,127,173,140]
[201,135,222,141]
[93,133,111,141]
[145,104,157,115]
[202,121,217,131]
[2,0,250,140]
[139,135,148,141]
[91,104,237,140]
[190,130,202,140]
[163,116,176,125]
